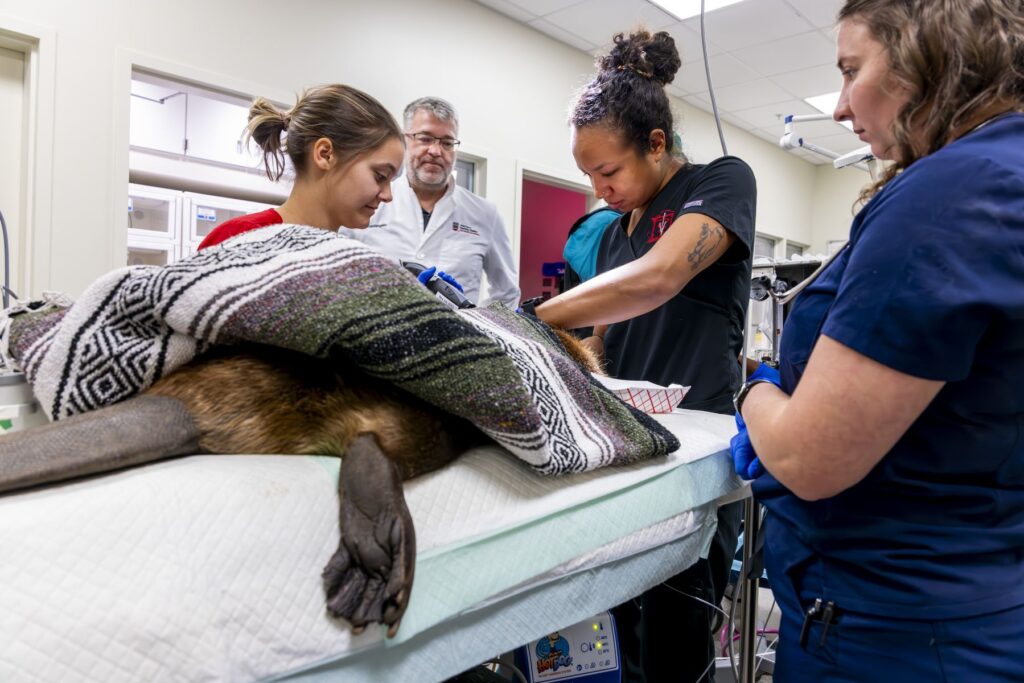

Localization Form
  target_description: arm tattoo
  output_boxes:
[687,222,726,271]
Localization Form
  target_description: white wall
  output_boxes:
[809,163,871,252]
[1,0,860,297]
[673,98,818,250]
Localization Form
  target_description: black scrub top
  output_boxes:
[595,156,756,414]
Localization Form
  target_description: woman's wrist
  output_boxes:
[734,378,773,417]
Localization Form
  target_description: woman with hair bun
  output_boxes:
[533,29,757,683]
[198,84,405,248]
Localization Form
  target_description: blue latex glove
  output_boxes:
[731,364,782,480]
[731,413,765,480]
[748,362,781,386]
[437,270,464,292]
[416,266,464,292]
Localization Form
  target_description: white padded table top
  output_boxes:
[0,410,739,682]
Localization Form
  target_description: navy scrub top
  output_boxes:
[754,113,1024,620]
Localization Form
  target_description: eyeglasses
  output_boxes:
[405,132,460,152]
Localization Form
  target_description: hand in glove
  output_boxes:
[730,364,781,480]
[417,266,464,292]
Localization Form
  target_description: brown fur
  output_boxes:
[146,328,600,476]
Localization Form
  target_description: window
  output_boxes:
[827,239,847,255]
[786,242,805,259]
[753,235,776,260]
[454,158,475,194]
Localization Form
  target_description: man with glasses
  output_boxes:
[340,97,520,308]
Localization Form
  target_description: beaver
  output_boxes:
[0,329,600,637]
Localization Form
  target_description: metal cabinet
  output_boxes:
[181,191,272,257]
[184,95,263,171]
[127,239,178,267]
[127,183,272,265]
[130,78,261,171]
[128,184,180,243]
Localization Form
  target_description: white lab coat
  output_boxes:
[339,175,521,308]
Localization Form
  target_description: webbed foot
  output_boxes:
[322,433,415,638]
[0,395,201,494]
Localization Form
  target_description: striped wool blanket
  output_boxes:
[4,225,679,474]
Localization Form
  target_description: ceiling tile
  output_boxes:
[730,29,835,76]
[788,117,854,141]
[680,0,815,51]
[750,127,783,145]
[675,52,761,92]
[473,0,539,22]
[702,77,793,111]
[720,112,749,129]
[769,62,842,99]
[666,83,690,98]
[681,93,712,110]
[543,0,677,46]
[479,0,858,136]
[731,98,815,129]
[661,21,725,63]
[527,17,598,51]
[500,0,583,17]
[782,0,844,29]
[814,131,868,155]
[680,93,717,120]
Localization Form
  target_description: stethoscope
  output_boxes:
[743,241,849,372]
[755,240,850,307]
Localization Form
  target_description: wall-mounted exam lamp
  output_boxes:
[779,114,873,172]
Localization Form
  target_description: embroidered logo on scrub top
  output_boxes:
[648,210,676,243]
[452,221,480,236]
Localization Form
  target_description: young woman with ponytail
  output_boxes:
[198,84,404,249]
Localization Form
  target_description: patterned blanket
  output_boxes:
[3,225,679,474]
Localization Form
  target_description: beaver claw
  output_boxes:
[322,434,415,638]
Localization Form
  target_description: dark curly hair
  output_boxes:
[571,29,683,157]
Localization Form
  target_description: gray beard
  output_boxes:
[409,167,450,191]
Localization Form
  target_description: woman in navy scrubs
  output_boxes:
[732,1,1024,680]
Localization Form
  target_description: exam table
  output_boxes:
[0,410,742,682]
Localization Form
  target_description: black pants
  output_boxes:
[612,501,743,683]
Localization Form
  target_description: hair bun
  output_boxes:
[600,30,681,86]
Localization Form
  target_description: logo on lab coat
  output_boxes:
[451,221,480,236]
[648,210,676,243]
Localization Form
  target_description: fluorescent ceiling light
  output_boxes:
[804,91,854,131]
[649,0,748,21]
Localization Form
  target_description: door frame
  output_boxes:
[512,160,593,266]
[0,17,56,298]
